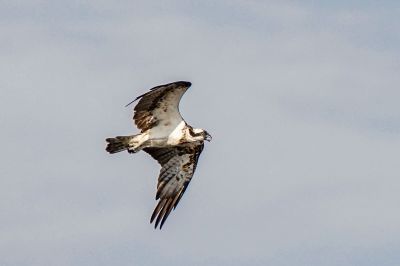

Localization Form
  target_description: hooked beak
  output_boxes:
[205,132,212,142]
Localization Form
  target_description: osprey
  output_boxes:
[105,81,211,229]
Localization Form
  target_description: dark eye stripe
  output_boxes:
[189,128,203,137]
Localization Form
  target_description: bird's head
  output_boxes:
[203,130,212,142]
[190,128,212,142]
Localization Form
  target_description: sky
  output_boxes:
[1,1,400,265]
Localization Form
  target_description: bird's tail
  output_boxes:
[105,135,136,154]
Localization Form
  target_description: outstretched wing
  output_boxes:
[144,143,204,229]
[128,81,191,133]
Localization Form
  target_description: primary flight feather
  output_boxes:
[105,81,212,229]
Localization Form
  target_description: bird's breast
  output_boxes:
[166,121,186,145]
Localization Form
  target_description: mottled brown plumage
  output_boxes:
[145,143,204,229]
[131,81,190,132]
[105,81,211,229]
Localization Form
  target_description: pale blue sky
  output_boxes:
[1,1,400,265]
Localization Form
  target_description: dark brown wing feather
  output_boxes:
[144,143,204,229]
[130,81,191,132]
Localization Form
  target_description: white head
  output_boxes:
[188,128,212,142]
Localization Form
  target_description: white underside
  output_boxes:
[128,121,187,151]
[165,120,186,145]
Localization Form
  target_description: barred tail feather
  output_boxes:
[105,136,134,154]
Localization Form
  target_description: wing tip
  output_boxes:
[125,96,140,107]
[150,81,191,91]
[150,198,176,230]
[175,81,191,88]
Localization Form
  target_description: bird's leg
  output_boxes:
[131,138,168,152]
[127,144,144,153]
[126,134,149,153]
[127,142,144,153]
[127,148,138,154]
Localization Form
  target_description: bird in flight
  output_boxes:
[105,81,212,229]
